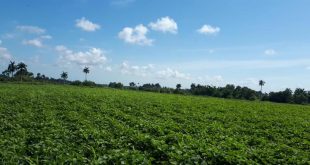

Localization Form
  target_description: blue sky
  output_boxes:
[0,0,310,91]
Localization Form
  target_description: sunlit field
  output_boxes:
[0,83,309,164]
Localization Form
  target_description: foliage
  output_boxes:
[138,83,162,92]
[269,88,293,103]
[1,61,310,105]
[109,82,124,89]
[61,71,68,81]
[83,67,90,81]
[0,84,309,164]
[7,61,16,78]
[190,84,258,101]
[70,80,83,86]
[129,82,136,87]
[82,80,96,87]
[293,88,308,104]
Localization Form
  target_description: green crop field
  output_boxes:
[0,83,309,164]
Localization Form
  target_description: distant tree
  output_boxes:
[16,62,28,81]
[82,80,96,87]
[139,83,161,92]
[259,80,266,99]
[239,86,257,101]
[176,84,181,90]
[28,72,34,78]
[61,71,68,83]
[269,88,293,103]
[190,83,196,90]
[159,87,174,94]
[129,82,137,90]
[233,86,243,99]
[155,83,161,89]
[109,82,123,89]
[83,66,90,81]
[7,61,16,78]
[174,84,183,94]
[293,88,308,104]
[36,73,41,80]
[259,80,265,93]
[129,82,136,87]
[307,91,310,103]
[1,70,10,77]
[222,84,235,98]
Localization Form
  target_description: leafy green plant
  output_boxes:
[0,83,309,164]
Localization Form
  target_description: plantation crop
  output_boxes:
[0,83,309,164]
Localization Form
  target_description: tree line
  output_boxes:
[1,61,309,105]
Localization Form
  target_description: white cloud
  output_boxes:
[239,78,258,87]
[171,59,310,70]
[120,62,191,80]
[2,33,16,39]
[105,66,112,72]
[76,17,101,32]
[194,75,224,86]
[198,24,220,35]
[212,75,223,83]
[118,24,153,46]
[22,35,52,48]
[157,68,191,80]
[23,39,43,47]
[16,25,51,48]
[121,61,154,76]
[264,49,277,56]
[40,35,52,39]
[55,45,107,66]
[16,25,46,34]
[149,16,178,34]
[0,47,12,60]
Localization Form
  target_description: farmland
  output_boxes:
[0,83,309,164]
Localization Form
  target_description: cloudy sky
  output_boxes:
[0,0,310,91]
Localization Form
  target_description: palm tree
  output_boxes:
[176,84,181,90]
[83,66,90,81]
[16,62,27,82]
[61,71,68,84]
[7,61,16,78]
[129,82,136,87]
[259,80,265,99]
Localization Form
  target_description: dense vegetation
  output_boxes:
[1,61,310,105]
[0,83,309,164]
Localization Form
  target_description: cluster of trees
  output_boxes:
[190,84,258,100]
[1,61,33,81]
[125,82,310,104]
[0,61,94,85]
[1,61,310,105]
[263,88,310,104]
[125,82,182,94]
[108,82,124,88]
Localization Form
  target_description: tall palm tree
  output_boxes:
[259,80,265,99]
[61,71,68,84]
[7,61,16,78]
[83,66,90,81]
[16,62,28,82]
